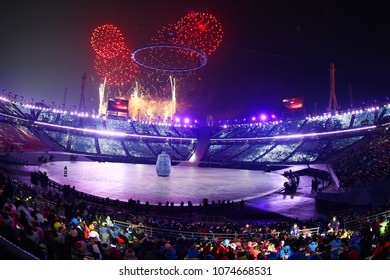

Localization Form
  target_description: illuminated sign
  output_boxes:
[107,99,129,113]
[283,97,304,110]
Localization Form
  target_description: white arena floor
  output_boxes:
[39,161,286,205]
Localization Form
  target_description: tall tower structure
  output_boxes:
[62,87,67,109]
[328,63,338,112]
[79,73,87,111]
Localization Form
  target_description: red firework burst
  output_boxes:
[152,12,223,56]
[175,11,223,56]
[91,24,128,59]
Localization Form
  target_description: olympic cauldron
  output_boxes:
[156,151,171,177]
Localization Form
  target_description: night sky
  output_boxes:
[1,0,389,121]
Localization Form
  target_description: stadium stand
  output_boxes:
[0,96,389,260]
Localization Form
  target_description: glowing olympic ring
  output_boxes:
[131,44,207,73]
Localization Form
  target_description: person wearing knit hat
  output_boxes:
[53,222,62,231]
[89,223,96,231]
[279,245,293,260]
[71,217,79,225]
[304,241,319,258]
[89,230,100,241]
[308,241,318,252]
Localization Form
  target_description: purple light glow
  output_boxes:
[31,121,197,141]
[210,125,377,142]
[260,114,267,121]
[184,117,190,124]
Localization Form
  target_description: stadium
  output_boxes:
[0,91,389,260]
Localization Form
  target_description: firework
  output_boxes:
[152,23,180,45]
[126,85,176,121]
[138,11,222,95]
[154,12,223,56]
[176,11,223,56]
[98,78,106,116]
[94,48,138,88]
[90,14,223,119]
[170,75,176,120]
[91,24,128,59]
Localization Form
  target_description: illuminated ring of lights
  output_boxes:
[131,44,207,73]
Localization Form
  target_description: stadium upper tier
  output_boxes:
[0,96,389,166]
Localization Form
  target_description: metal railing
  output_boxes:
[344,210,390,232]
[113,220,249,241]
[195,215,236,225]
[113,219,321,242]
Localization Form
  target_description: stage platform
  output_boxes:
[39,161,286,205]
